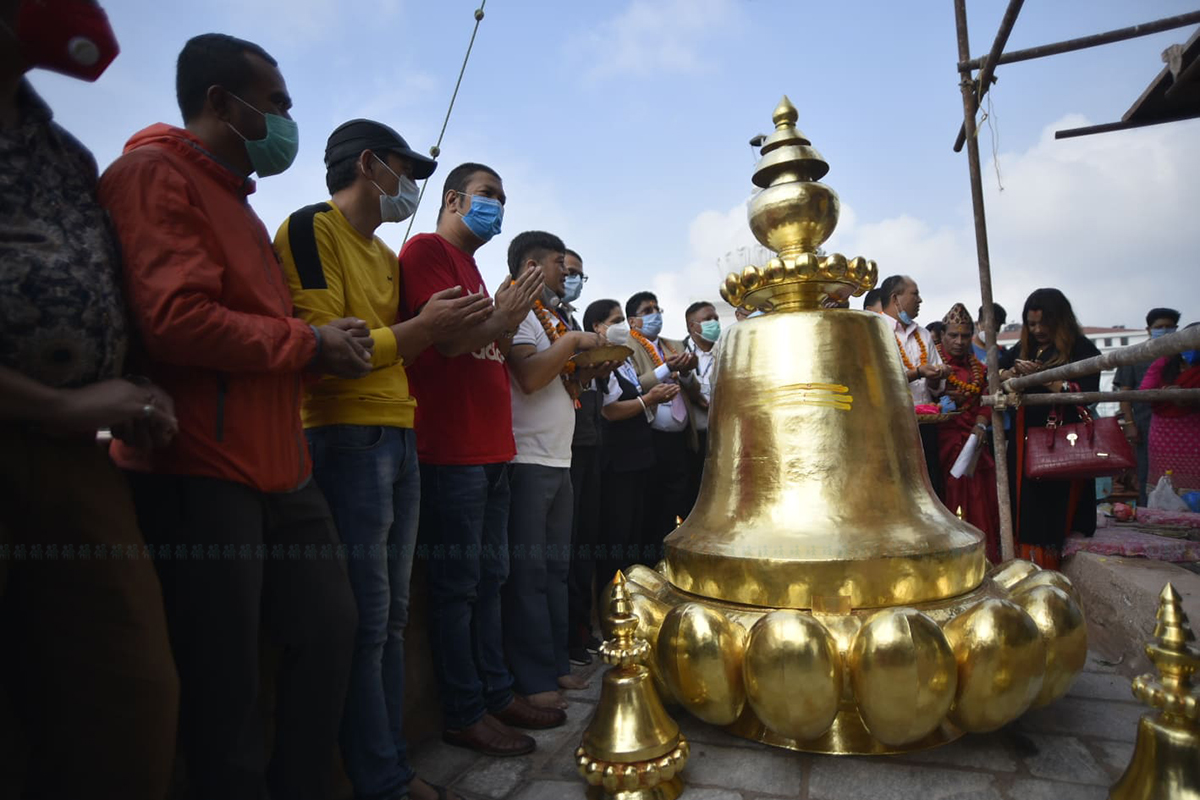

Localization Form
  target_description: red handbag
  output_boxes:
[1024,404,1136,480]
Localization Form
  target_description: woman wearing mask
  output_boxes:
[936,304,1001,562]
[999,289,1101,568]
[583,300,678,598]
[1139,322,1200,495]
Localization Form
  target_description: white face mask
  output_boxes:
[368,155,419,223]
[604,321,630,346]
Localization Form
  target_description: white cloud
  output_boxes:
[575,0,742,81]
[660,114,1200,330]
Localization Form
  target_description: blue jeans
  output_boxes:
[504,463,573,694]
[419,463,515,729]
[306,425,419,800]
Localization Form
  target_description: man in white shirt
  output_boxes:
[503,231,604,709]
[683,301,720,507]
[880,274,949,404]
[625,291,701,563]
[880,274,950,494]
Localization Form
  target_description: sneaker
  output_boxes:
[569,646,592,666]
[584,634,603,654]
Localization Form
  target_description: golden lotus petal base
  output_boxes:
[609,560,1087,755]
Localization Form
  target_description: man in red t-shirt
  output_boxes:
[398,162,562,757]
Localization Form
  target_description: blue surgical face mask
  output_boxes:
[561,274,583,303]
[639,312,663,340]
[457,192,504,242]
[226,93,299,178]
[699,319,721,343]
[370,155,419,223]
[898,310,914,326]
[1150,327,1177,339]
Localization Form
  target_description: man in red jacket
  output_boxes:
[98,33,367,800]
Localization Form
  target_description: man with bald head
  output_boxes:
[880,274,949,494]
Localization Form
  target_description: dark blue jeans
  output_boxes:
[419,463,515,729]
[307,425,419,800]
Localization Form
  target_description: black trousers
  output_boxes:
[596,466,650,603]
[567,444,602,646]
[641,431,691,565]
[920,424,944,499]
[127,473,357,800]
[0,429,178,800]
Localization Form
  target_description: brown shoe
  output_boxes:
[442,717,535,757]
[491,694,568,730]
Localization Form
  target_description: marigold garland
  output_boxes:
[937,344,985,395]
[895,333,928,372]
[629,327,665,368]
[510,280,582,404]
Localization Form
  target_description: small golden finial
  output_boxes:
[600,572,652,669]
[1110,582,1200,799]
[576,572,689,800]
[772,95,798,129]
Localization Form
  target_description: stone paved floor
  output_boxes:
[410,653,1143,800]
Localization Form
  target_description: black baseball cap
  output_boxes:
[324,119,437,179]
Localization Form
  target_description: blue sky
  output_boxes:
[31,0,1200,339]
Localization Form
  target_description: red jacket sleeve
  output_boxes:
[99,150,316,373]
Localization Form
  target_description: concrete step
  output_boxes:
[1063,551,1200,677]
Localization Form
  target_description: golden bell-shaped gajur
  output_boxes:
[576,573,689,800]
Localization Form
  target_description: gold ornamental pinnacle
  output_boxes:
[576,573,689,800]
[580,96,1089,758]
[1109,583,1200,799]
[721,95,877,313]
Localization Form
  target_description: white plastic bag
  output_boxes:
[1148,473,1190,512]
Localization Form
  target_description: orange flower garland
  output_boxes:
[937,344,985,395]
[520,285,581,403]
[895,333,928,371]
[629,327,665,367]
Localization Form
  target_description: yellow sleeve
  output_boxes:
[275,203,398,369]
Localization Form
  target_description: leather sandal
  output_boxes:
[442,716,535,757]
[491,694,567,729]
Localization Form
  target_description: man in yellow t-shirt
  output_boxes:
[275,119,491,800]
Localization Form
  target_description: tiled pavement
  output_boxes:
[410,653,1144,800]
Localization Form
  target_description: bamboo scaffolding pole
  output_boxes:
[1001,327,1200,393]
[953,0,1025,152]
[983,389,1200,407]
[955,0,1017,561]
[957,10,1200,72]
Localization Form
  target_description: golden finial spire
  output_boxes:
[721,95,875,312]
[1111,582,1200,799]
[601,572,652,669]
[773,95,798,129]
[576,572,689,799]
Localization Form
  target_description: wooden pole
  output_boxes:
[957,10,1200,71]
[1001,327,1200,393]
[955,0,1016,562]
[953,0,1026,152]
[983,388,1200,407]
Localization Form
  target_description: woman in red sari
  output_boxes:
[936,304,1001,562]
